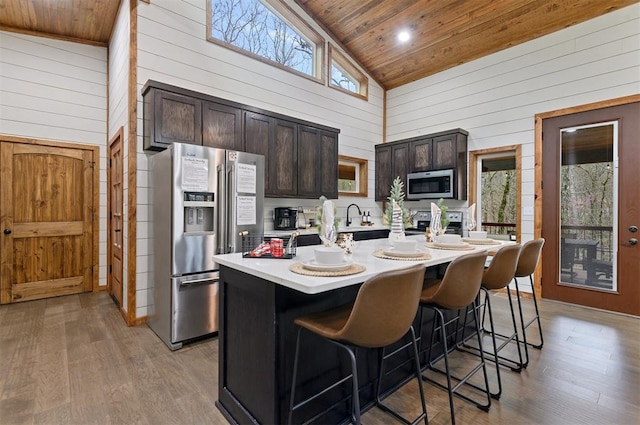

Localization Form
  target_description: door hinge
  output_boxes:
[89,161,95,169]
[109,264,112,274]
[109,158,112,167]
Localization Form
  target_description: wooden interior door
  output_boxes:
[541,102,640,315]
[0,142,94,303]
[108,131,124,307]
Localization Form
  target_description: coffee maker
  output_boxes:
[274,207,298,230]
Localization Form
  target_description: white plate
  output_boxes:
[383,247,425,258]
[302,259,353,272]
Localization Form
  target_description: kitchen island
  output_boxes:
[213,236,498,425]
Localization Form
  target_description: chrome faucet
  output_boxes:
[346,203,362,227]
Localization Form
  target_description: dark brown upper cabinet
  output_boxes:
[375,128,468,201]
[245,116,338,199]
[410,138,433,172]
[143,81,339,199]
[375,145,392,201]
[143,88,202,150]
[245,112,297,197]
[202,101,243,150]
[319,130,338,199]
[297,126,339,199]
[374,143,409,201]
[269,119,298,197]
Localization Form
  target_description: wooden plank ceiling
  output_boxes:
[0,0,121,46]
[0,0,637,88]
[296,0,639,89]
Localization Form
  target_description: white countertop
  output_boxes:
[213,235,506,295]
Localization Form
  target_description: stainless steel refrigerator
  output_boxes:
[148,143,264,350]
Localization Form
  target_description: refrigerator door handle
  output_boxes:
[179,277,219,287]
[217,162,226,254]
[227,162,236,254]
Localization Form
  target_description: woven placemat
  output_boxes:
[425,242,475,251]
[372,249,431,261]
[289,262,366,277]
[462,238,502,245]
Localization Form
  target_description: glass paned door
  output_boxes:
[559,123,616,290]
[541,100,640,316]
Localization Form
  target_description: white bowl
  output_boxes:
[437,234,462,244]
[468,231,487,239]
[314,246,345,265]
[393,239,417,252]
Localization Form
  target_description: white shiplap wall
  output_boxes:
[386,3,640,290]
[0,31,109,286]
[108,1,130,309]
[134,0,385,318]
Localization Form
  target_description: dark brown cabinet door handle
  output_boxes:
[3,229,11,235]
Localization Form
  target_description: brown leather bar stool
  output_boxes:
[419,251,491,425]
[288,264,428,425]
[462,243,524,399]
[512,238,545,367]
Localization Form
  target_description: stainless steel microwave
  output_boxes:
[406,169,454,199]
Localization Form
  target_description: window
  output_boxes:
[479,154,517,240]
[207,0,324,81]
[338,155,368,197]
[329,45,368,99]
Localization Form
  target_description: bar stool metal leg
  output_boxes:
[288,329,361,425]
[375,326,428,425]
[421,301,492,425]
[513,274,544,368]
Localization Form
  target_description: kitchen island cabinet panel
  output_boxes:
[217,266,413,425]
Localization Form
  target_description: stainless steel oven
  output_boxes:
[406,169,454,199]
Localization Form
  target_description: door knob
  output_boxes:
[630,238,638,246]
[630,225,638,233]
[3,229,11,235]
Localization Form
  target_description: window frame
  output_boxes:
[328,44,368,100]
[206,0,325,84]
[338,155,368,197]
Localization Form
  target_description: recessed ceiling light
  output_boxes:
[398,31,410,43]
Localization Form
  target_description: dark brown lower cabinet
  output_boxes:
[216,264,453,425]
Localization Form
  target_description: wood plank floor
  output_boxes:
[0,291,638,424]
